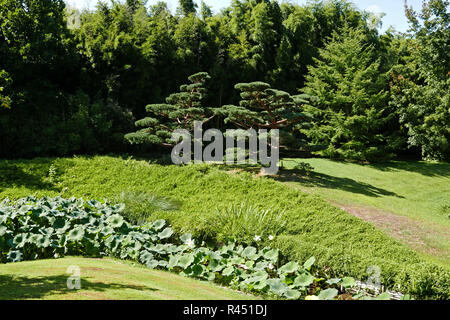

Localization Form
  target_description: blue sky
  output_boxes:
[67,0,423,33]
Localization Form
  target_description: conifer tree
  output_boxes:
[178,0,198,16]
[200,1,212,20]
[302,26,402,162]
[125,72,213,147]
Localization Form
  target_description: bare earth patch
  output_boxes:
[331,201,450,262]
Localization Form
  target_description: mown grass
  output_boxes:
[0,155,449,299]
[280,158,450,225]
[278,158,450,266]
[0,257,257,300]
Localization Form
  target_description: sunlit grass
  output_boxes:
[0,257,257,300]
[279,158,450,266]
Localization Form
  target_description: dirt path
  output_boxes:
[323,201,450,266]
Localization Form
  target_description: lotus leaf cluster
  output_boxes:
[0,196,402,300]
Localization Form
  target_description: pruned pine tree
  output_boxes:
[125,72,213,147]
[216,81,314,150]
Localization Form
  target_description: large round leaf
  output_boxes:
[303,256,315,270]
[266,278,288,295]
[263,249,278,262]
[192,264,205,277]
[13,233,27,248]
[318,288,338,300]
[7,250,23,263]
[341,277,356,288]
[294,273,315,288]
[67,226,85,242]
[279,261,299,274]
[107,215,124,228]
[178,254,194,269]
[36,235,51,248]
[376,292,391,300]
[0,225,7,236]
[222,266,234,276]
[152,219,166,231]
[158,227,173,240]
[242,246,257,259]
[285,289,301,300]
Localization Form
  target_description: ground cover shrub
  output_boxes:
[0,196,398,300]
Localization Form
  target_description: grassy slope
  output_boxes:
[0,156,449,299]
[0,257,257,300]
[280,158,450,266]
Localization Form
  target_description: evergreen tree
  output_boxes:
[126,0,144,13]
[200,1,213,20]
[217,81,314,150]
[149,1,170,17]
[178,0,198,16]
[125,72,213,147]
[302,26,401,162]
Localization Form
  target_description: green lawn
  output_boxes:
[0,155,449,299]
[0,257,257,300]
[279,158,450,266]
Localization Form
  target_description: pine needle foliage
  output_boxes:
[125,72,213,147]
[216,81,315,150]
[302,26,403,162]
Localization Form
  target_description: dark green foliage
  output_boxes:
[3,0,447,160]
[390,0,450,161]
[178,0,198,16]
[217,81,314,150]
[0,70,11,109]
[0,0,132,158]
[200,1,212,20]
[125,72,213,146]
[3,0,433,159]
[302,26,403,162]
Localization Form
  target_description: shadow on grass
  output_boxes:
[213,163,403,198]
[369,161,450,177]
[0,274,157,300]
[272,170,405,198]
[0,161,59,194]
